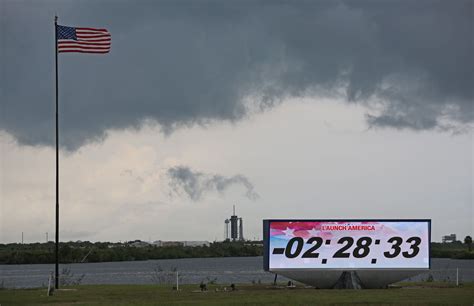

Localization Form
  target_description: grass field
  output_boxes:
[1,282,473,305]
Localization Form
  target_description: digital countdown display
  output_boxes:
[264,220,430,270]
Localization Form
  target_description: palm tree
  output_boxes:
[464,236,472,252]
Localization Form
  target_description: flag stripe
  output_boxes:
[76,30,108,34]
[76,34,111,39]
[77,38,111,42]
[76,27,108,32]
[59,46,110,52]
[76,33,110,37]
[59,50,110,54]
[59,45,110,50]
[59,41,111,46]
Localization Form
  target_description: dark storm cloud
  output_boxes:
[1,0,472,150]
[167,166,259,201]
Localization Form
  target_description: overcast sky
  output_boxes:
[1,0,472,243]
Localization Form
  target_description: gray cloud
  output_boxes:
[1,0,472,150]
[120,169,145,183]
[167,166,258,201]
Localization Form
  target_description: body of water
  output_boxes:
[1,257,472,288]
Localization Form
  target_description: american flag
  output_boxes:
[56,25,111,54]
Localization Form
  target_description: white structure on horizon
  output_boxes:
[442,234,456,243]
[129,241,150,248]
[151,240,210,247]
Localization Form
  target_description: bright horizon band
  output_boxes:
[265,220,430,270]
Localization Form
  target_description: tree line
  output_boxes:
[0,237,472,265]
[0,241,263,264]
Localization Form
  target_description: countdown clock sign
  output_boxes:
[263,219,430,270]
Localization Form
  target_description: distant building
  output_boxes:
[152,240,162,247]
[152,240,210,247]
[129,241,150,248]
[442,234,457,243]
[183,241,210,247]
[161,241,184,247]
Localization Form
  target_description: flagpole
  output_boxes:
[54,15,60,290]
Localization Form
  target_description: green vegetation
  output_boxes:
[0,241,263,264]
[0,283,473,305]
[431,241,474,259]
[465,236,472,251]
[1,239,472,265]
